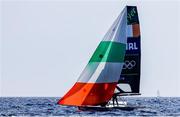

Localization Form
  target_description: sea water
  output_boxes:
[0,97,180,116]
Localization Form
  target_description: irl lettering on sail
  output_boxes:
[126,42,138,50]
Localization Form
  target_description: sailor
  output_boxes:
[112,86,126,106]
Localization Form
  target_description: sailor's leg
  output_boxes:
[115,97,118,106]
[112,96,115,106]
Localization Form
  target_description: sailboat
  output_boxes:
[58,5,141,111]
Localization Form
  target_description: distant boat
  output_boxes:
[157,90,160,97]
[58,5,141,111]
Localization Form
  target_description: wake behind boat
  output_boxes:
[58,5,141,111]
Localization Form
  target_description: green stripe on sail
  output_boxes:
[89,41,126,62]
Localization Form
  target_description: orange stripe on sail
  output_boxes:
[132,24,140,37]
[58,82,117,106]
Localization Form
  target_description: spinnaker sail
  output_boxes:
[58,6,140,107]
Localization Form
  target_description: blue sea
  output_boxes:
[0,97,180,116]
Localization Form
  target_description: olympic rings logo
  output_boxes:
[122,60,136,69]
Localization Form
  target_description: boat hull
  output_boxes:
[78,105,136,111]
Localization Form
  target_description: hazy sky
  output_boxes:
[1,0,180,97]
